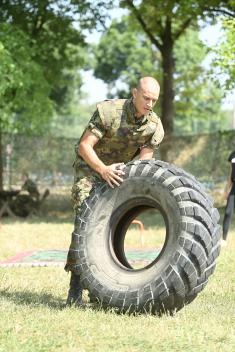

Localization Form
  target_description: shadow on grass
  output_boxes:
[0,288,129,315]
[0,288,65,310]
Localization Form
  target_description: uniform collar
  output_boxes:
[126,98,151,125]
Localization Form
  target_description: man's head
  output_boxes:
[22,172,29,182]
[132,76,160,117]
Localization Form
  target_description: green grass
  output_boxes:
[0,210,235,352]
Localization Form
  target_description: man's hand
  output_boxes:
[78,132,125,188]
[100,163,125,188]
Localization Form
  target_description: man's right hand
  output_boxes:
[78,132,125,188]
[100,163,125,188]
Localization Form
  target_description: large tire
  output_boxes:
[74,160,221,315]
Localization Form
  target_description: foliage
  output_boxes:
[0,0,88,114]
[51,97,96,139]
[0,0,113,188]
[0,0,113,130]
[174,29,224,134]
[213,18,235,89]
[120,0,235,22]
[114,0,235,135]
[93,19,224,134]
[0,23,53,134]
[174,81,225,135]
[93,18,160,98]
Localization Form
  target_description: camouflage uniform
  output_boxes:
[65,98,164,272]
[22,179,40,201]
[11,178,40,217]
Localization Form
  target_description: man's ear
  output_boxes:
[132,88,137,99]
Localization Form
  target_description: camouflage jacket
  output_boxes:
[73,98,164,179]
[22,179,40,199]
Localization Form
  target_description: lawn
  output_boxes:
[0,205,234,352]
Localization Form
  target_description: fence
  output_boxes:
[2,134,77,189]
[1,130,235,205]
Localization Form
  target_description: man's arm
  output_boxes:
[78,130,125,188]
[139,146,154,160]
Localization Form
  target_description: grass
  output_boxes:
[0,204,235,352]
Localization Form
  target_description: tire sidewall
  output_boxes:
[81,176,182,291]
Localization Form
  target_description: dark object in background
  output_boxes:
[0,190,20,218]
[0,189,50,218]
[10,194,38,217]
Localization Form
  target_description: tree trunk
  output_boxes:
[161,25,174,137]
[159,19,175,161]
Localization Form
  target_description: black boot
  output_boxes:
[66,272,83,307]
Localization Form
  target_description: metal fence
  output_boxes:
[2,134,77,189]
[2,130,234,200]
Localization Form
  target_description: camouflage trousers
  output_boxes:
[64,174,100,273]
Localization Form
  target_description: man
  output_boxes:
[9,172,41,218]
[65,76,164,306]
[21,172,40,202]
[222,147,235,246]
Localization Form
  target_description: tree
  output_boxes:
[213,18,235,89]
[93,19,224,134]
[0,1,94,107]
[51,95,96,139]
[0,0,112,189]
[173,28,224,134]
[93,18,161,98]
[0,24,53,189]
[119,0,235,136]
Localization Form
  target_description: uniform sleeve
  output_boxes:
[143,118,164,149]
[87,109,106,139]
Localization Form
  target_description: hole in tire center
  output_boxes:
[113,206,167,270]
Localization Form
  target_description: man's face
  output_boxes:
[132,85,159,117]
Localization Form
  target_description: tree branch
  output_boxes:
[204,6,235,18]
[174,18,192,40]
[124,0,163,50]
[90,8,108,31]
[31,1,49,38]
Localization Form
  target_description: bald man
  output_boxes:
[65,76,164,306]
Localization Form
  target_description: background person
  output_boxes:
[10,172,41,217]
[65,76,165,307]
[21,172,40,202]
[222,148,235,246]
